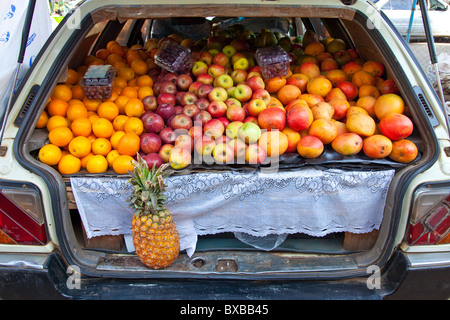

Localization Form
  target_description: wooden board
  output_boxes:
[343,230,379,251]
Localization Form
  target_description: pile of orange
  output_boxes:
[37,40,155,175]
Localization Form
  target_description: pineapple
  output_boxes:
[127,154,180,269]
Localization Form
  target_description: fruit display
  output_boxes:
[36,27,419,175]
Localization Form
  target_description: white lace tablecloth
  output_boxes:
[70,168,395,256]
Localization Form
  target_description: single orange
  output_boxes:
[71,117,92,137]
[114,96,130,114]
[86,155,109,173]
[124,98,144,117]
[58,154,81,175]
[107,53,125,65]
[38,144,62,166]
[36,110,49,129]
[277,84,302,105]
[109,44,125,57]
[117,132,140,156]
[66,103,88,122]
[110,130,126,149]
[113,76,128,89]
[112,115,129,131]
[136,74,153,87]
[80,152,95,168]
[92,118,114,139]
[91,137,112,156]
[82,97,102,112]
[46,115,70,131]
[46,98,69,117]
[304,42,325,56]
[117,67,135,81]
[120,86,138,99]
[48,126,73,147]
[97,101,119,121]
[68,136,92,158]
[95,48,110,61]
[131,59,148,76]
[65,69,79,85]
[88,113,100,124]
[112,155,135,174]
[138,86,154,99]
[265,76,287,94]
[52,84,73,101]
[123,117,144,135]
[106,149,120,166]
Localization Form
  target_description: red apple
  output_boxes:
[159,126,176,144]
[207,100,228,118]
[244,116,258,125]
[197,84,213,99]
[245,144,266,164]
[336,81,358,101]
[196,97,210,111]
[155,103,175,121]
[159,81,177,95]
[159,144,174,163]
[176,74,193,91]
[208,64,226,78]
[175,134,194,152]
[258,107,286,131]
[195,135,216,156]
[142,95,157,111]
[183,104,200,117]
[217,117,230,128]
[197,73,214,85]
[251,88,271,105]
[231,69,248,84]
[212,52,230,67]
[140,132,162,154]
[198,51,213,65]
[157,92,176,106]
[204,118,225,140]
[286,104,314,131]
[171,114,193,131]
[163,72,178,83]
[144,153,163,169]
[181,91,198,106]
[143,112,165,133]
[246,76,265,91]
[192,110,212,127]
[228,138,248,161]
[174,105,183,115]
[169,144,192,169]
[213,143,234,164]
[226,104,246,122]
[188,125,203,142]
[188,81,203,95]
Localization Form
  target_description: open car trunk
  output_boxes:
[16,2,439,279]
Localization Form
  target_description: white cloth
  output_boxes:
[70,168,395,257]
[0,0,52,117]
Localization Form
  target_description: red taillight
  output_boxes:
[408,186,450,246]
[0,187,47,245]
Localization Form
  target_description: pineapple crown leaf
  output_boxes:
[126,154,172,215]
